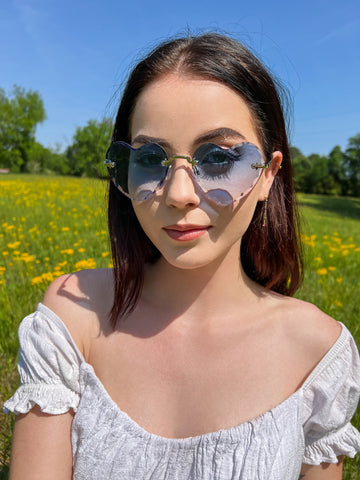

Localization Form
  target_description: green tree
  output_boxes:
[291,146,313,193]
[308,154,332,194]
[26,142,70,175]
[66,118,113,177]
[343,134,360,196]
[327,146,344,195]
[0,85,46,172]
[289,145,303,160]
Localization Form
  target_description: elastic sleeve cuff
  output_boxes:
[303,423,360,465]
[3,383,80,415]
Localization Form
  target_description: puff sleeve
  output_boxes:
[3,303,83,415]
[302,323,360,464]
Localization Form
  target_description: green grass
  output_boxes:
[0,177,359,477]
[296,194,360,479]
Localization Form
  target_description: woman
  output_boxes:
[5,33,360,479]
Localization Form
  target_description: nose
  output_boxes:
[164,160,201,209]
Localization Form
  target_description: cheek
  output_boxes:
[133,203,158,237]
[222,181,262,237]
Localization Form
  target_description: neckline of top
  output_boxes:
[36,302,348,443]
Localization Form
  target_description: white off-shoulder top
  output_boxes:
[4,303,360,479]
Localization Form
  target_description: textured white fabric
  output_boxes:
[4,303,360,479]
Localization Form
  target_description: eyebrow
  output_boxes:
[194,128,246,144]
[132,128,246,149]
[131,135,171,148]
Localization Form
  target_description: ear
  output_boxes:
[258,151,283,201]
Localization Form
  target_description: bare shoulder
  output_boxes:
[276,295,342,363]
[42,268,114,357]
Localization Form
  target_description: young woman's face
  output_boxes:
[130,74,281,270]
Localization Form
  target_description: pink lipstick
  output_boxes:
[163,224,210,242]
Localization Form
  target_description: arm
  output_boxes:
[299,459,343,480]
[9,406,74,480]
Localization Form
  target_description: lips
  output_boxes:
[163,224,210,241]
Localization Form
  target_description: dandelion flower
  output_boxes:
[7,241,21,249]
[317,268,328,275]
[74,259,96,270]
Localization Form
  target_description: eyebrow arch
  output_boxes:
[131,135,171,148]
[194,128,246,144]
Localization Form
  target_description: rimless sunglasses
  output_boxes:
[104,141,268,206]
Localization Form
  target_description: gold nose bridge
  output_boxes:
[161,155,199,168]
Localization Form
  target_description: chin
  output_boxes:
[159,247,233,271]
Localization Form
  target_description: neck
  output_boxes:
[141,242,262,322]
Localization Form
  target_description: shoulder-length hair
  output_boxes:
[107,33,303,328]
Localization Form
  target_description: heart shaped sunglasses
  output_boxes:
[105,141,268,206]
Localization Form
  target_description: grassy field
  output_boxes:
[0,175,359,478]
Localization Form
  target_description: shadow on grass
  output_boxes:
[298,194,360,221]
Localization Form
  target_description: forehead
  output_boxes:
[130,74,261,149]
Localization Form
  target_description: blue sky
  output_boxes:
[1,0,359,156]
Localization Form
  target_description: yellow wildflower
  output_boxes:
[53,270,65,278]
[31,272,54,285]
[74,259,96,270]
[328,266,336,271]
[21,254,35,263]
[317,268,328,275]
[7,241,21,249]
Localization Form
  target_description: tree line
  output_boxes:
[1,85,359,197]
[290,139,360,197]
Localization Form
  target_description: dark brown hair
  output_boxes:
[108,33,303,327]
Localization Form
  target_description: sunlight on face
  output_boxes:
[129,74,275,270]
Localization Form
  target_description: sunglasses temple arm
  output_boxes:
[251,163,268,169]
[104,159,116,168]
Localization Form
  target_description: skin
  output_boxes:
[9,74,343,479]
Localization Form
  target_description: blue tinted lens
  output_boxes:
[106,141,265,204]
[193,142,264,203]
